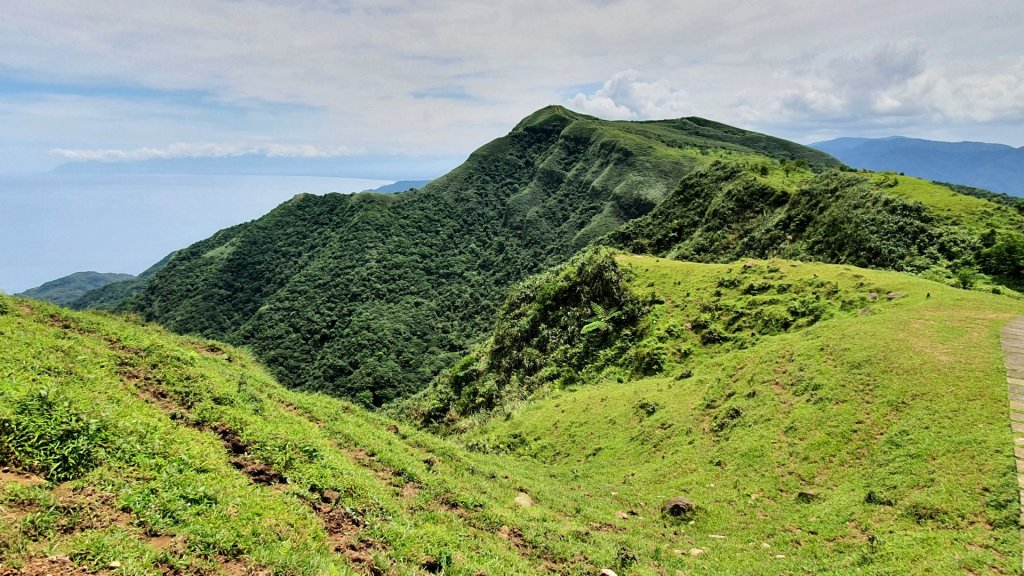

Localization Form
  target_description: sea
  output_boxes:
[0,173,390,294]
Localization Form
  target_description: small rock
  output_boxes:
[321,489,341,504]
[689,548,704,556]
[661,496,697,519]
[761,542,771,549]
[616,511,629,520]
[514,492,534,508]
[775,554,786,559]
[709,534,726,540]
[867,292,878,301]
[108,561,122,568]
[886,291,906,300]
[386,424,399,434]
[600,570,619,576]
[796,490,818,503]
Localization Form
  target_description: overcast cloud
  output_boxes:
[1,0,1022,173]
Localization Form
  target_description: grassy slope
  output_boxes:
[455,255,1024,574]
[2,250,1024,574]
[873,173,1024,230]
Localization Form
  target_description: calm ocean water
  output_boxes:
[0,173,390,294]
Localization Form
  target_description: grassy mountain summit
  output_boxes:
[3,249,1022,573]
[105,106,836,405]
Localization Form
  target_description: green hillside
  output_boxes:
[17,272,135,307]
[606,163,1024,290]
[3,249,1023,574]
[108,106,836,405]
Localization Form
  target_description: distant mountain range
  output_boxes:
[17,271,134,306]
[812,136,1024,196]
[370,179,432,193]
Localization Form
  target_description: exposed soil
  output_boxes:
[0,557,105,576]
[307,497,384,576]
[0,470,45,488]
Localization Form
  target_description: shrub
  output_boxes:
[0,388,111,481]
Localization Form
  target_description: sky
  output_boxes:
[0,0,1022,175]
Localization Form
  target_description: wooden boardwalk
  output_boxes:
[1002,316,1024,571]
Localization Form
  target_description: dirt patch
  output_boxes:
[51,486,132,532]
[192,342,226,357]
[400,482,419,499]
[347,448,395,483]
[231,461,286,486]
[307,499,384,575]
[0,469,45,488]
[219,558,271,576]
[587,521,625,534]
[46,314,84,334]
[0,556,105,576]
[144,534,177,552]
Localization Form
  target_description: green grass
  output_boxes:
[454,256,1024,574]
[3,252,1024,574]
[874,173,1024,231]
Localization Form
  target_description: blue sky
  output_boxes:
[1,0,1023,175]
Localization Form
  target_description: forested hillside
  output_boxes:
[102,106,836,405]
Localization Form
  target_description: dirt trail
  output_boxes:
[1001,317,1024,573]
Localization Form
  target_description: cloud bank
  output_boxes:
[1,0,1022,172]
[50,143,356,162]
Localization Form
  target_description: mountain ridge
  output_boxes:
[812,135,1024,196]
[97,106,837,405]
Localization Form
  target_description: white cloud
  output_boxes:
[1,0,1023,173]
[50,142,357,161]
[570,70,693,120]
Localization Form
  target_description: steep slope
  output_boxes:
[605,161,1024,290]
[119,106,837,404]
[0,294,684,575]
[406,252,1024,574]
[17,272,134,307]
[813,136,1024,196]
